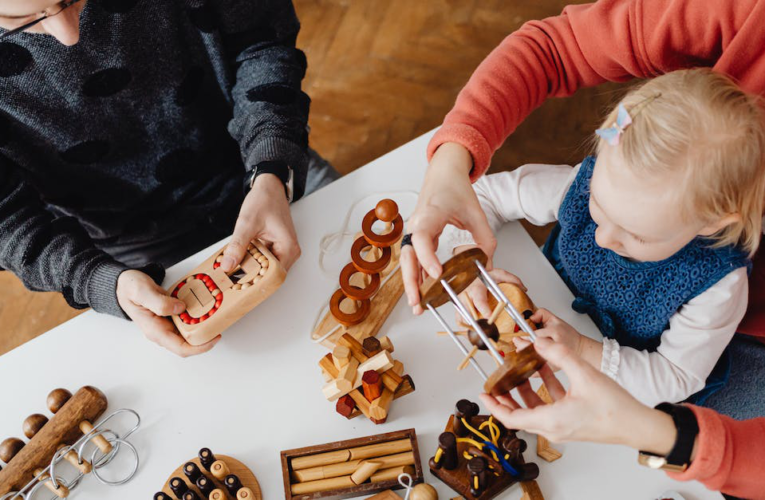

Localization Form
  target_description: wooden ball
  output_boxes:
[47,388,72,414]
[0,437,25,463]
[374,199,399,222]
[23,414,49,439]
[410,483,439,500]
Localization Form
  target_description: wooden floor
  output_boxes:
[1,0,628,355]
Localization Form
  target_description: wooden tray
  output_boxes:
[281,429,422,500]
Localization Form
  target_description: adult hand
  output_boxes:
[402,142,496,315]
[221,173,301,273]
[117,270,221,357]
[480,339,676,455]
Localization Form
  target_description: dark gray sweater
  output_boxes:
[0,0,310,318]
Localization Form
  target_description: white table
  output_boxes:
[0,130,720,500]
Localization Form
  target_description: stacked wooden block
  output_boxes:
[319,333,414,424]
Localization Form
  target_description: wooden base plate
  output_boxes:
[161,455,262,499]
[429,416,534,500]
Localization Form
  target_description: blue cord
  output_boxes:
[482,441,520,477]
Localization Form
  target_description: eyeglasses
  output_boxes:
[0,0,82,41]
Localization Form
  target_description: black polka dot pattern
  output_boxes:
[100,0,140,13]
[246,83,297,105]
[60,140,111,164]
[188,2,218,33]
[0,42,32,77]
[155,148,203,183]
[82,68,132,97]
[176,66,205,106]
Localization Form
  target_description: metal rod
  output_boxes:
[440,279,505,364]
[427,304,488,380]
[475,260,537,342]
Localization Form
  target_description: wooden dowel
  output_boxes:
[292,451,414,483]
[34,468,70,498]
[290,475,355,495]
[348,440,413,461]
[210,460,230,481]
[369,464,415,483]
[488,302,504,325]
[291,449,351,471]
[57,444,92,474]
[437,330,469,336]
[351,460,382,485]
[80,420,112,454]
[458,346,479,370]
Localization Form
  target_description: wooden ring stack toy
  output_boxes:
[0,387,141,499]
[157,448,262,500]
[281,429,423,499]
[167,239,286,346]
[330,200,404,327]
[428,400,541,500]
[420,248,546,395]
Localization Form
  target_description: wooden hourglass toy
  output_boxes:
[419,248,546,396]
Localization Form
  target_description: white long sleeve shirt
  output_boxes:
[443,163,749,406]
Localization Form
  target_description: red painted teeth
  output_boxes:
[173,273,222,324]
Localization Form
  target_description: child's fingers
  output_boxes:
[516,380,544,408]
[486,269,527,291]
[530,308,557,327]
[512,337,532,351]
[467,281,491,317]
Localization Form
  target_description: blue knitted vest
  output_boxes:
[543,156,749,352]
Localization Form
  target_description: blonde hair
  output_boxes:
[596,69,765,257]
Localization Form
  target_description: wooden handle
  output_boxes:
[57,444,92,474]
[0,387,107,496]
[79,420,113,455]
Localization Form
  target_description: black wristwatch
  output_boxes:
[638,403,699,472]
[244,160,294,202]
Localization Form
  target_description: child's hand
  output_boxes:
[454,251,526,318]
[522,308,585,357]
[117,270,221,357]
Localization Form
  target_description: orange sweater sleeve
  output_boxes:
[666,405,765,499]
[428,0,760,179]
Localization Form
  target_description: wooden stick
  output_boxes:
[339,334,403,392]
[351,461,382,485]
[34,468,69,498]
[457,346,479,370]
[369,388,395,422]
[437,330,469,336]
[370,464,415,483]
[535,384,562,463]
[520,480,545,500]
[291,449,351,471]
[348,441,413,461]
[290,475,356,495]
[292,452,415,485]
[488,302,504,325]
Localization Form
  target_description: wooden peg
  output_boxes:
[339,358,361,393]
[224,474,243,497]
[362,337,382,357]
[155,493,173,500]
[362,370,383,402]
[453,399,480,437]
[197,475,216,497]
[349,391,373,419]
[332,346,351,370]
[488,301,504,325]
[351,460,382,484]
[437,330,469,337]
[57,444,92,474]
[199,448,217,472]
[369,387,394,423]
[429,432,457,471]
[184,462,204,484]
[34,468,70,498]
[183,491,201,500]
[0,438,25,464]
[236,487,256,499]
[457,346,478,371]
[211,460,231,481]
[170,476,189,498]
[378,336,394,353]
[520,480,545,500]
[209,489,227,500]
[467,457,488,497]
[23,414,49,439]
[535,385,562,462]
[79,420,112,454]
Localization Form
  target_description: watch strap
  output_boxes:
[653,403,699,467]
[245,160,292,200]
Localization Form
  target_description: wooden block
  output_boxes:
[351,461,383,485]
[392,360,404,376]
[336,395,356,418]
[339,358,360,389]
[333,346,351,370]
[520,480,545,500]
[535,385,562,463]
[349,390,373,418]
[211,460,231,481]
[369,465,415,483]
[362,370,383,402]
[0,387,108,496]
[322,379,345,401]
[367,491,402,500]
[362,337,382,357]
[324,352,392,402]
[312,268,406,348]
[379,336,394,353]
[321,369,334,382]
[369,388,395,423]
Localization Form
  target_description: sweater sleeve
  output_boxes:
[219,0,311,200]
[0,158,130,318]
[428,0,752,178]
[667,405,765,500]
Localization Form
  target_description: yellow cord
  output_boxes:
[474,476,479,490]
[456,437,485,449]
[434,448,443,463]
[461,418,499,461]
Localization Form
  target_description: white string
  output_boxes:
[398,473,414,500]
[310,190,417,344]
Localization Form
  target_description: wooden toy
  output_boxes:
[167,239,286,346]
[0,387,141,499]
[420,248,546,396]
[157,448,262,500]
[281,428,423,500]
[312,199,406,348]
[428,400,541,500]
[319,333,415,424]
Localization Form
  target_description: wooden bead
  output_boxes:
[23,414,49,439]
[0,437,25,463]
[47,388,73,414]
[374,199,399,223]
[210,460,230,481]
[236,488,256,500]
[410,483,439,500]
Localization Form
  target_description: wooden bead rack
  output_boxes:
[157,449,261,500]
[0,387,141,499]
[280,428,423,500]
